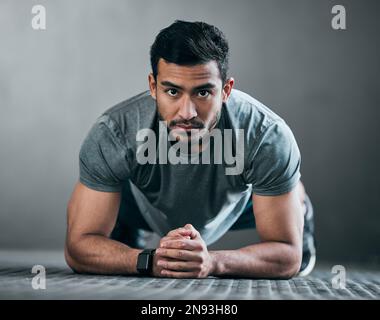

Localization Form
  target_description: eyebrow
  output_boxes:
[160,81,216,91]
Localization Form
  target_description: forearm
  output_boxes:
[210,241,301,279]
[65,234,141,275]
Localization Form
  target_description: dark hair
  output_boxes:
[150,20,229,83]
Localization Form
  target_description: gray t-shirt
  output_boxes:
[79,89,301,245]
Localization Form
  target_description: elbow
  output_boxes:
[64,241,86,274]
[277,246,302,280]
[277,263,301,280]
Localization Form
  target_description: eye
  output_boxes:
[166,89,178,97]
[197,90,210,98]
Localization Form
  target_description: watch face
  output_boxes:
[137,253,150,272]
[137,249,155,274]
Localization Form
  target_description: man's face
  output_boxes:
[149,59,234,143]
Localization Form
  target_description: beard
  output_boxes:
[156,103,221,134]
[155,100,222,155]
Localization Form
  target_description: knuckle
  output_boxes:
[197,266,207,278]
[178,263,185,271]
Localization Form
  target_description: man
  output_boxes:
[65,20,316,279]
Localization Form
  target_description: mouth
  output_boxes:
[172,125,197,131]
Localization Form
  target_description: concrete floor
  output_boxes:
[0,250,379,300]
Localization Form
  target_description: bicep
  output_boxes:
[66,181,121,242]
[252,187,303,247]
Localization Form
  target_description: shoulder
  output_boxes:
[103,90,156,128]
[224,89,291,151]
[225,89,284,132]
[103,90,155,117]
[227,91,301,189]
[91,90,157,147]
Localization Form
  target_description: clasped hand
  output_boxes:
[152,224,214,278]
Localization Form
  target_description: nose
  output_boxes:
[177,95,197,120]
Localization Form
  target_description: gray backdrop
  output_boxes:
[0,0,379,266]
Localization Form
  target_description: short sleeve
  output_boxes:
[79,115,130,192]
[243,120,301,195]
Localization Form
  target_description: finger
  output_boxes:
[159,235,190,249]
[153,257,178,277]
[167,228,192,238]
[156,257,178,263]
[157,260,200,272]
[155,248,201,262]
[160,270,204,279]
[160,239,202,251]
[159,235,182,244]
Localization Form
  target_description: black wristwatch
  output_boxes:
[136,249,156,275]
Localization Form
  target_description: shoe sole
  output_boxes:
[297,253,316,277]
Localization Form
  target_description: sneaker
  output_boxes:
[297,193,316,277]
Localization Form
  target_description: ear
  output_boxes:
[222,77,234,103]
[148,73,157,100]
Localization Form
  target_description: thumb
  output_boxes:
[183,224,199,239]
